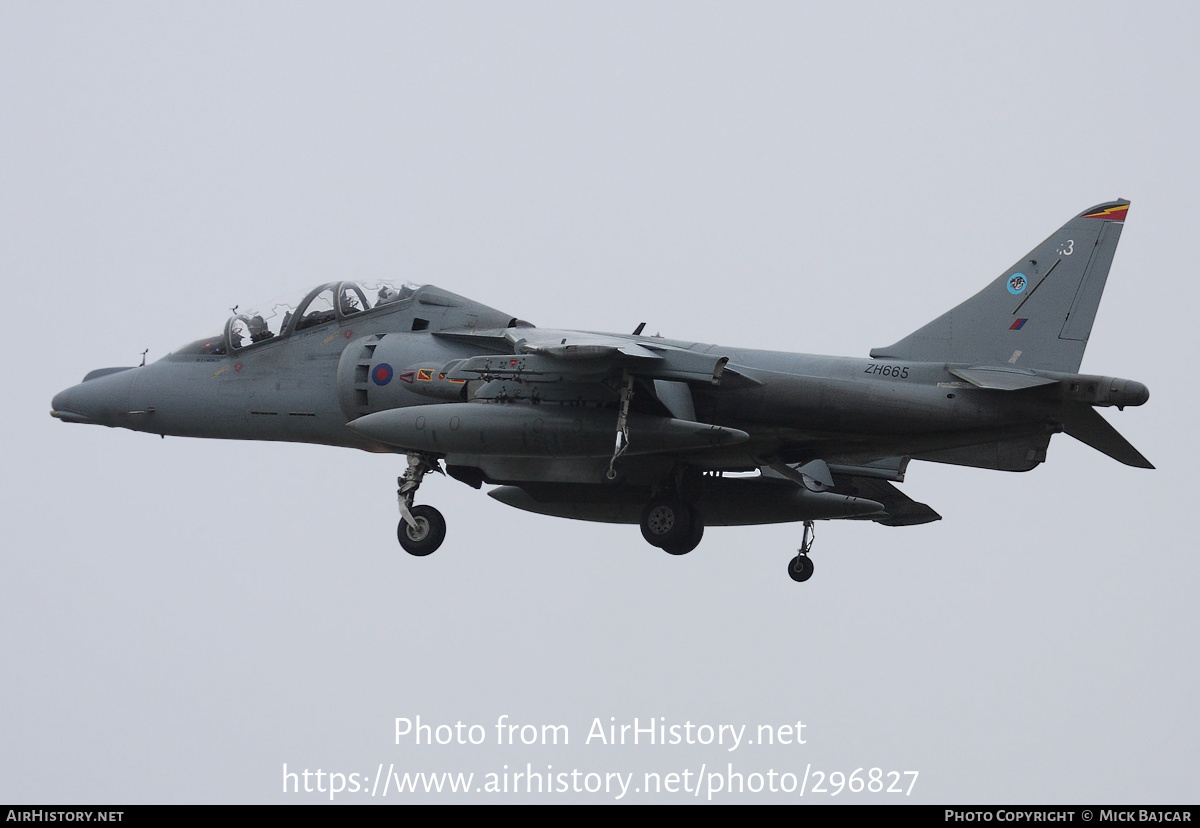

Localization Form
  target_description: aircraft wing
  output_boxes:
[436,327,730,386]
[435,327,658,359]
[504,328,662,360]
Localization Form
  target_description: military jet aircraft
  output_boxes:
[51,199,1150,582]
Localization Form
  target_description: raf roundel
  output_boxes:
[372,363,394,386]
[1007,273,1028,295]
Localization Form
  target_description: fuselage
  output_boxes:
[50,282,1127,476]
[49,200,1155,577]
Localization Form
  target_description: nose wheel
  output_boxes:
[398,504,446,556]
[396,454,447,557]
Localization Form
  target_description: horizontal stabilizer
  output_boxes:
[949,366,1059,391]
[1057,403,1154,469]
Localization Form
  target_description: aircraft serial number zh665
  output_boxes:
[52,200,1150,582]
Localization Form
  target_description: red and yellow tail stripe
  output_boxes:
[1083,203,1129,221]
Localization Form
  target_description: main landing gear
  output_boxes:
[396,454,446,556]
[640,497,705,556]
[787,521,816,582]
[639,499,817,582]
[611,373,705,557]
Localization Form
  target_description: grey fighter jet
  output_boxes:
[51,200,1150,582]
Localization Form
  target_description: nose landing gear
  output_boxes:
[397,454,446,556]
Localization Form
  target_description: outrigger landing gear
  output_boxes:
[396,454,446,556]
[604,370,635,483]
[787,521,816,582]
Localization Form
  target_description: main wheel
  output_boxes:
[787,555,814,582]
[640,498,692,548]
[398,505,447,556]
[663,505,704,555]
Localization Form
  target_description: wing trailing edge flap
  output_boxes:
[1057,403,1154,469]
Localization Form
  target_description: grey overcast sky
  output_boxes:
[3,1,1196,803]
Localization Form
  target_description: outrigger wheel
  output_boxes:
[787,520,816,582]
[787,554,814,582]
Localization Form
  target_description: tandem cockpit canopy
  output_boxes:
[173,281,418,355]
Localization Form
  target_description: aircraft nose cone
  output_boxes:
[50,387,85,421]
[51,368,135,426]
[51,384,96,423]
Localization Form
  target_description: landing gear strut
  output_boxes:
[397,454,446,556]
[787,521,815,582]
[605,370,635,482]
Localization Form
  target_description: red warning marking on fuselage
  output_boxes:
[398,371,415,383]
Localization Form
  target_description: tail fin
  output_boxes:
[871,200,1130,372]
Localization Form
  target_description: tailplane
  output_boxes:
[1057,402,1154,469]
[871,200,1130,372]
